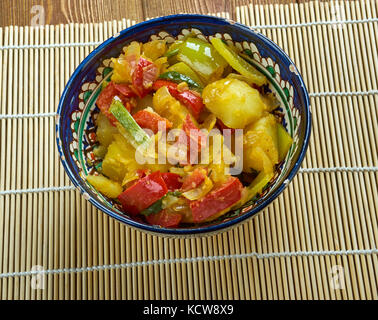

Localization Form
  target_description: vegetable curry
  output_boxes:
[87,35,293,228]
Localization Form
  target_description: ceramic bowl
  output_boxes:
[56,14,311,236]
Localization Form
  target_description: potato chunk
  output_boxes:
[152,86,190,127]
[243,144,273,173]
[202,78,266,129]
[102,134,137,182]
[87,174,122,198]
[246,114,279,154]
[243,114,279,173]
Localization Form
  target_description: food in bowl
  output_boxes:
[85,35,293,228]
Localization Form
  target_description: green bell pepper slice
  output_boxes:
[109,98,151,149]
[176,37,228,83]
[140,191,182,216]
[164,41,183,64]
[211,37,267,86]
[164,48,179,58]
[167,62,204,88]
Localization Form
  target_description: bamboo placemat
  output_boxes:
[0,0,377,300]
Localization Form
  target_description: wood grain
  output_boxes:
[0,0,304,27]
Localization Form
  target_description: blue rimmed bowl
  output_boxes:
[56,14,311,237]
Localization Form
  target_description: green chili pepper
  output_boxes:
[168,62,204,88]
[159,71,202,90]
[140,191,182,216]
[140,198,164,216]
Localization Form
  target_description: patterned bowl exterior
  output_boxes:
[56,14,311,236]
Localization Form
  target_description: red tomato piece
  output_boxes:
[183,114,207,150]
[132,61,145,97]
[161,172,182,191]
[142,63,159,88]
[175,89,204,119]
[136,169,150,178]
[96,81,119,124]
[178,115,207,165]
[152,80,204,119]
[152,79,177,92]
[190,177,243,223]
[125,54,139,76]
[114,83,137,98]
[133,109,173,134]
[118,95,133,113]
[97,81,134,124]
[118,171,168,215]
[132,57,158,98]
[145,210,182,228]
[181,168,207,192]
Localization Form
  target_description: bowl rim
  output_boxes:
[57,13,311,236]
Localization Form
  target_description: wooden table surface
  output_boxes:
[1,0,303,27]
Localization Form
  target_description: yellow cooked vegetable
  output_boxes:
[200,113,217,132]
[244,145,273,173]
[182,176,213,200]
[93,145,107,159]
[96,113,118,148]
[226,72,256,86]
[87,174,123,198]
[152,86,191,127]
[208,162,229,185]
[260,92,281,112]
[154,56,169,74]
[142,40,166,61]
[165,40,184,64]
[248,114,279,153]
[111,41,141,83]
[277,123,293,161]
[202,78,266,129]
[211,38,267,86]
[243,114,279,173]
[102,134,138,182]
